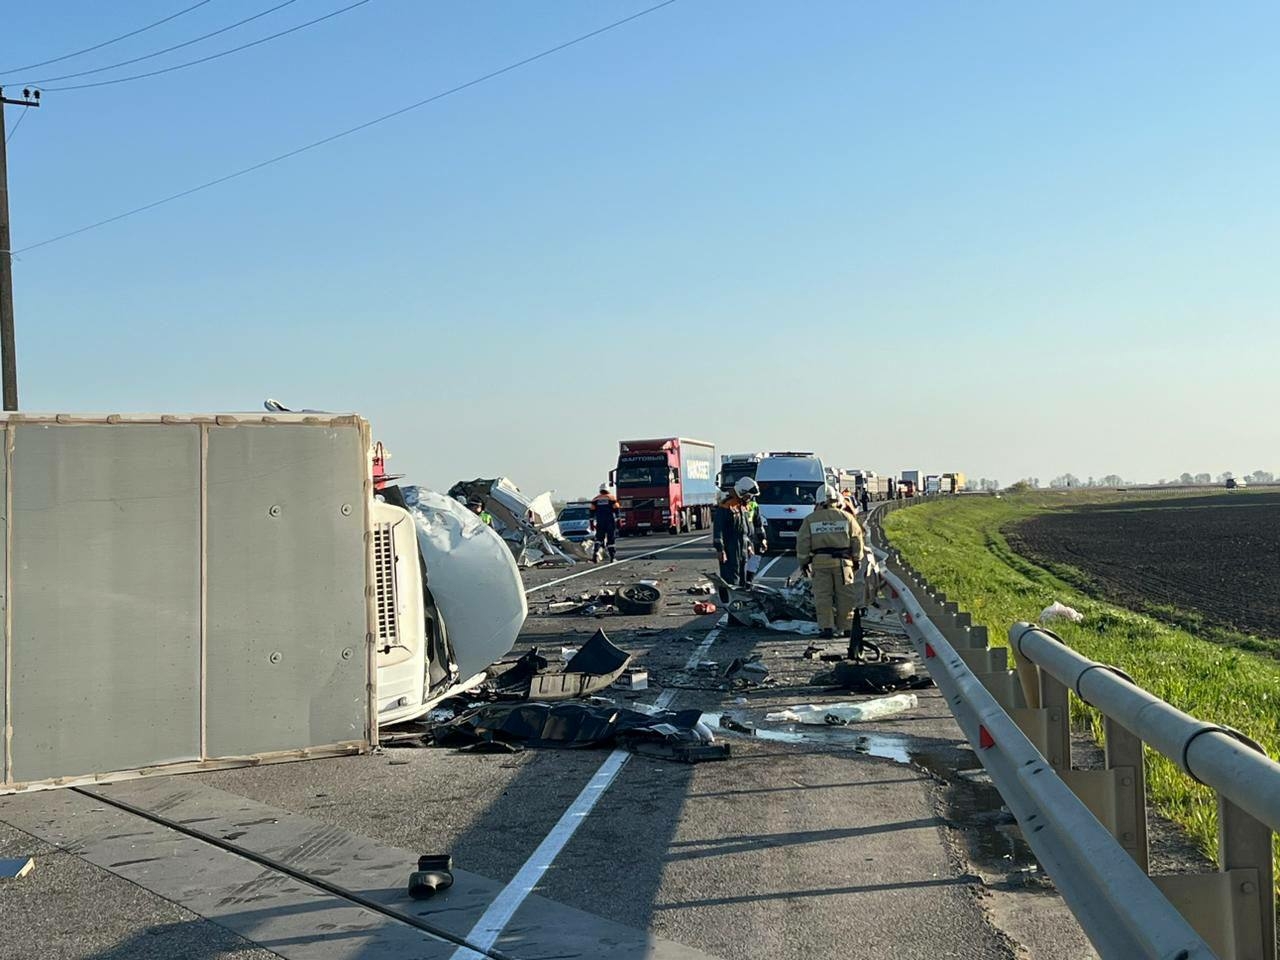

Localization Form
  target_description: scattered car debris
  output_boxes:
[1040,601,1084,624]
[0,857,34,880]
[408,855,454,898]
[718,714,756,735]
[692,601,718,615]
[688,582,715,595]
[765,694,918,726]
[614,667,649,691]
[493,629,632,701]
[448,477,591,568]
[724,655,770,685]
[432,700,723,762]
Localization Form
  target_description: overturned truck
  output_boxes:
[0,413,525,793]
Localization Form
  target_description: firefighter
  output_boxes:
[713,477,766,602]
[796,483,864,640]
[466,496,493,526]
[589,483,619,563]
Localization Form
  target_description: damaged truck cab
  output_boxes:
[371,481,527,728]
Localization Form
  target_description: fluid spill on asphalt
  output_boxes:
[704,711,1036,874]
[703,713,913,762]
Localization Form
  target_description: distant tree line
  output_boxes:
[1001,470,1275,491]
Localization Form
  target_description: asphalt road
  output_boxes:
[0,528,1096,960]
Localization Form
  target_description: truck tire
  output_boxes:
[616,583,661,616]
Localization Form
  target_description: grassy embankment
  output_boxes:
[883,491,1280,883]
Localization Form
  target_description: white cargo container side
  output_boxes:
[0,413,377,794]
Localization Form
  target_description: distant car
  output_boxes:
[1226,478,1245,489]
[557,503,593,541]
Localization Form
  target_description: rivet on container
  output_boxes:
[340,503,353,517]
[269,651,283,664]
[268,504,282,518]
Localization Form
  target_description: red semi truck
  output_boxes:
[611,438,718,535]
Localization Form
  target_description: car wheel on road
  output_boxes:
[616,583,661,616]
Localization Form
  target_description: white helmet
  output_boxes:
[599,483,611,494]
[734,477,760,498]
[814,484,841,505]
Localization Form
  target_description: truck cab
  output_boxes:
[613,438,717,535]
[371,483,526,727]
[755,452,826,554]
[718,452,767,492]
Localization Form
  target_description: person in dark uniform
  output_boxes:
[713,477,766,602]
[589,483,619,563]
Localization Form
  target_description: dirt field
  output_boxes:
[1006,492,1280,642]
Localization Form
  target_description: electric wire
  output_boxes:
[0,0,218,76]
[42,0,374,92]
[26,0,303,86]
[14,0,679,256]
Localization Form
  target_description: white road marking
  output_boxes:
[525,535,709,594]
[451,617,726,957]
[753,555,782,580]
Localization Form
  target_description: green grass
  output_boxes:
[883,491,1280,890]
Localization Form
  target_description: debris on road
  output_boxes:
[448,477,591,567]
[432,700,725,762]
[1040,601,1085,624]
[724,655,771,687]
[407,854,454,898]
[615,583,662,616]
[765,694,919,725]
[688,582,715,595]
[692,601,718,615]
[0,857,35,880]
[493,629,632,700]
[614,667,649,691]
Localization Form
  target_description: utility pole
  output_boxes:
[0,86,41,411]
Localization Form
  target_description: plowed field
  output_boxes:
[1006,492,1280,641]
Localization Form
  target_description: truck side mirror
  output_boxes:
[609,469,616,484]
[671,468,679,482]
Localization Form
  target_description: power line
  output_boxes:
[43,0,374,92]
[4,106,28,146]
[26,0,302,86]
[1,0,219,76]
[15,0,680,256]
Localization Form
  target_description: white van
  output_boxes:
[755,452,827,553]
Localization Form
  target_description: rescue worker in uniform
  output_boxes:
[796,484,865,640]
[713,477,766,602]
[467,496,493,526]
[589,483,619,563]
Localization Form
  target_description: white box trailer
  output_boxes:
[0,413,524,793]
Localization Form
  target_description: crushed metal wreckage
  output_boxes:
[491,629,632,700]
[448,477,591,568]
[430,700,728,763]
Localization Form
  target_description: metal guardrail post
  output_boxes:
[1103,715,1149,873]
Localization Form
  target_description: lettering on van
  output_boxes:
[686,459,711,480]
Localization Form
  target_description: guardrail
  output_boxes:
[1009,621,1277,960]
[866,504,1278,960]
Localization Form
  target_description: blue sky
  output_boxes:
[4,1,1278,495]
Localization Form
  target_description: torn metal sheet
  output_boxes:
[493,629,632,701]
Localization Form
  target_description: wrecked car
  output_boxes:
[450,478,592,567]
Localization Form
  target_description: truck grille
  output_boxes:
[372,522,398,648]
